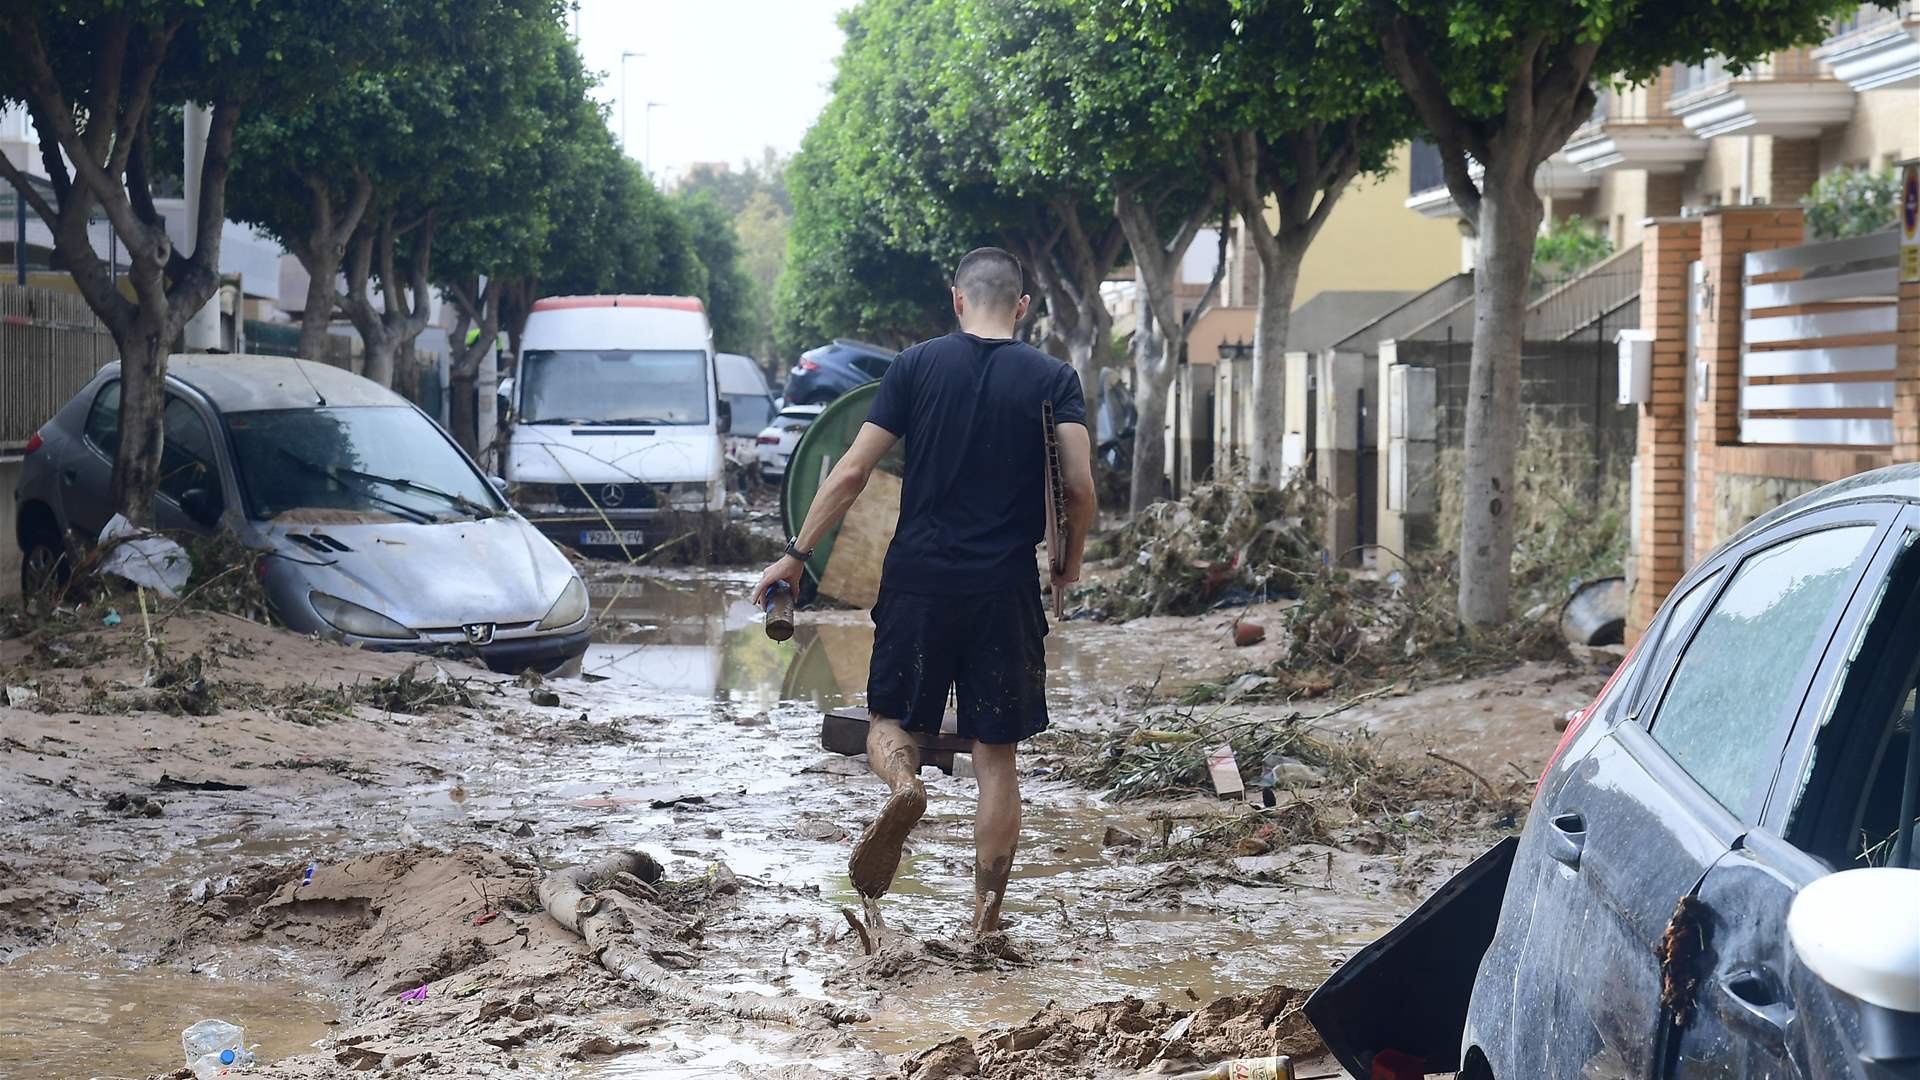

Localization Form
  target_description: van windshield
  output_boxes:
[520,349,711,425]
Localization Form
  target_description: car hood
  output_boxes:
[504,425,718,485]
[262,514,575,627]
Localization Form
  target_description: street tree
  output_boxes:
[674,189,757,355]
[1331,0,1865,623]
[0,1,389,523]
[821,0,1128,412]
[734,189,789,362]
[983,0,1226,513]
[774,91,952,355]
[227,0,570,388]
[1119,0,1412,483]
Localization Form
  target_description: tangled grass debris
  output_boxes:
[1086,480,1325,620]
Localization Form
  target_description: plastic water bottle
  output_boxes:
[182,1019,255,1078]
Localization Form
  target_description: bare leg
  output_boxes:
[847,714,926,899]
[970,740,1020,934]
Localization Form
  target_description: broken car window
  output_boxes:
[1649,525,1875,816]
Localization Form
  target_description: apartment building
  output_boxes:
[1406,4,1918,250]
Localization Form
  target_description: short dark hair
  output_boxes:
[953,247,1025,313]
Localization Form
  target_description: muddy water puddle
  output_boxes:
[4,567,1410,1077]
[1,948,337,1078]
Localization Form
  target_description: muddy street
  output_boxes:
[0,563,1610,1078]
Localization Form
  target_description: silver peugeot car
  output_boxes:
[13,355,590,674]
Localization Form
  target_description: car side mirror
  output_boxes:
[180,488,222,527]
[716,398,732,433]
[1789,867,1920,1063]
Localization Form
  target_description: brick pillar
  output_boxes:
[1692,205,1806,563]
[1769,138,1821,205]
[1631,218,1700,642]
[1898,275,1920,463]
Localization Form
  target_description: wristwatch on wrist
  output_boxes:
[783,537,813,562]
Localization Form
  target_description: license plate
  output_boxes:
[580,529,648,546]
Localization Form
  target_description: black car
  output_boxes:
[1309,464,1920,1079]
[783,339,895,405]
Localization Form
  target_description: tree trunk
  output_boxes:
[1457,167,1543,626]
[449,367,478,455]
[1128,310,1171,515]
[1247,251,1302,484]
[108,316,169,527]
[298,246,340,361]
[361,333,397,389]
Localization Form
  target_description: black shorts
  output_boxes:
[866,585,1050,745]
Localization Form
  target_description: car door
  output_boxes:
[151,392,228,533]
[1669,506,1920,1079]
[1539,508,1892,1078]
[63,378,123,540]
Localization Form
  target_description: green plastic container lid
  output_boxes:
[780,380,905,586]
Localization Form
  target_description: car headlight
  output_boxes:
[309,591,417,640]
[668,483,710,509]
[538,577,588,630]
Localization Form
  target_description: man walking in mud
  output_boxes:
[753,247,1096,934]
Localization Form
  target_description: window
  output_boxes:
[1788,529,1920,868]
[223,406,498,522]
[854,355,891,379]
[1650,525,1876,814]
[84,380,121,456]
[519,349,710,425]
[157,396,222,509]
[1632,569,1722,710]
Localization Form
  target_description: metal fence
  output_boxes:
[1,283,116,452]
[1740,229,1899,446]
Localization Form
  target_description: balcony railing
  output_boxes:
[1670,47,1828,99]
[1824,1,1914,43]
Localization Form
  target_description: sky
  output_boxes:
[572,0,849,188]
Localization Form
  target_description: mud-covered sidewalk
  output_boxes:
[0,567,1613,1078]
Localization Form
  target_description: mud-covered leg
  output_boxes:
[971,740,1019,934]
[847,715,926,899]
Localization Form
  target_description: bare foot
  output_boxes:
[848,780,926,898]
[972,853,1012,934]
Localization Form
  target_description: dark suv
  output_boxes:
[1309,464,1920,1080]
[783,339,895,406]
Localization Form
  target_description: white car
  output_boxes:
[754,403,825,482]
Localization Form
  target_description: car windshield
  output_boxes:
[724,393,773,435]
[224,406,500,523]
[520,349,710,425]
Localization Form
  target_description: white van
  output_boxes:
[500,295,725,551]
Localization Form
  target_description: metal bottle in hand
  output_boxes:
[764,580,795,642]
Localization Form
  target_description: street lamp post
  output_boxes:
[619,51,644,157]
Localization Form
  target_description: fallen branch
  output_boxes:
[1424,749,1497,798]
[541,850,866,1027]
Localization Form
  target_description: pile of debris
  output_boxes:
[1088,480,1325,620]
[901,984,1321,1080]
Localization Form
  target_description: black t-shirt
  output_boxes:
[865,331,1086,594]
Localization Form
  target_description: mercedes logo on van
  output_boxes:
[463,623,496,646]
[600,483,626,508]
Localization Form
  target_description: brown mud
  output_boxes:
[0,565,1614,1078]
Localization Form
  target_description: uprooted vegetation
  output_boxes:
[1082,422,1628,689]
[902,984,1323,1080]
[1055,691,1527,860]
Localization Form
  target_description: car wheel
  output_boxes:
[19,532,71,597]
[1458,1049,1496,1080]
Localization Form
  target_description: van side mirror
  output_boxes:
[1789,867,1920,1065]
[180,488,222,527]
[716,398,733,433]
[489,475,510,497]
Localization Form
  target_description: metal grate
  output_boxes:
[1,283,117,452]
